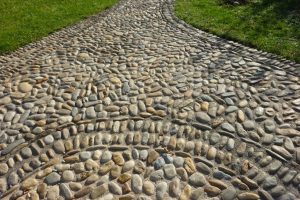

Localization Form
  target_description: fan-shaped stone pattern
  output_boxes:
[0,0,300,199]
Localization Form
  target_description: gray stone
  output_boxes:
[60,183,73,200]
[221,186,236,200]
[163,164,176,179]
[23,103,34,109]
[264,120,276,133]
[154,157,165,170]
[132,174,143,193]
[226,138,235,150]
[132,149,139,159]
[32,127,44,134]
[282,170,297,184]
[173,157,184,167]
[156,181,168,200]
[196,112,211,124]
[262,176,277,189]
[44,135,54,144]
[62,170,75,182]
[221,122,235,133]
[53,140,65,154]
[79,151,92,161]
[284,137,294,153]
[255,107,264,116]
[86,107,96,119]
[73,163,85,173]
[45,172,61,185]
[129,104,138,116]
[20,147,32,158]
[7,172,19,186]
[270,185,286,197]
[150,170,164,182]
[196,162,211,175]
[122,160,135,172]
[169,178,180,197]
[225,106,238,113]
[189,172,206,187]
[109,182,122,195]
[209,132,220,144]
[161,153,173,164]
[139,150,148,161]
[4,111,15,122]
[278,193,297,200]
[243,120,255,130]
[101,151,112,163]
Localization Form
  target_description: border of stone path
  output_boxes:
[162,0,300,76]
[0,0,127,81]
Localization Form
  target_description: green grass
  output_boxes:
[175,0,300,63]
[0,0,118,54]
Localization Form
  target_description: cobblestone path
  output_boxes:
[0,0,300,199]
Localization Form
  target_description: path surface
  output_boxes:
[0,0,300,199]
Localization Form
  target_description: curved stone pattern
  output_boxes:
[0,0,300,199]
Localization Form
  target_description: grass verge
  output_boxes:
[0,0,118,54]
[175,0,300,63]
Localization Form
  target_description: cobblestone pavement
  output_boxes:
[0,0,300,199]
